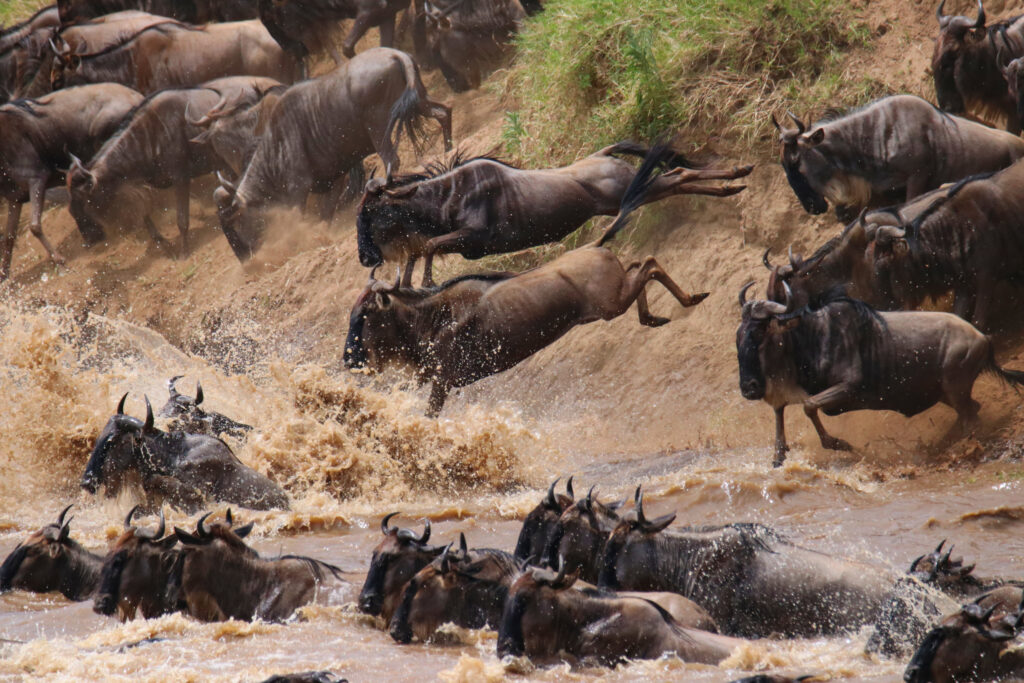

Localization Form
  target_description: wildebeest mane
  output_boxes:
[904,170,995,243]
[385,148,518,188]
[71,22,194,60]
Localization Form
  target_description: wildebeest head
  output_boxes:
[513,477,574,562]
[736,282,796,401]
[932,0,989,112]
[157,376,252,439]
[81,393,156,495]
[65,151,111,245]
[93,505,180,620]
[598,487,677,590]
[358,513,442,620]
[908,539,980,594]
[864,225,912,308]
[496,558,581,660]
[343,271,421,372]
[541,487,622,580]
[356,177,427,268]
[0,504,77,595]
[771,112,830,215]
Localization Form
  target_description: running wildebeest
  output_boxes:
[0,82,143,280]
[356,142,752,287]
[257,0,410,63]
[496,560,745,666]
[56,0,257,24]
[173,511,349,622]
[53,21,301,95]
[736,286,1024,466]
[216,47,452,261]
[359,513,443,624]
[513,477,574,563]
[541,487,622,583]
[597,489,893,637]
[157,376,253,439]
[933,0,1024,132]
[420,0,525,91]
[81,394,288,511]
[0,505,102,601]
[346,146,723,415]
[93,506,184,621]
[773,95,1024,221]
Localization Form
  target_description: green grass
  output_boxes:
[0,0,48,26]
[503,0,876,164]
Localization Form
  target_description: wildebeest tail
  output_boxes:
[987,344,1024,392]
[594,143,675,248]
[384,53,430,156]
[605,140,700,170]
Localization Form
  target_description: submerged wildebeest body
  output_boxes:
[67,76,281,256]
[497,563,744,666]
[0,82,143,280]
[541,488,622,583]
[933,0,1024,132]
[420,0,525,92]
[54,21,301,95]
[736,289,1024,466]
[173,512,349,622]
[56,0,257,24]
[216,47,452,261]
[257,0,410,63]
[513,477,574,563]
[774,95,1024,221]
[157,376,253,439]
[0,505,102,601]
[358,514,443,624]
[81,394,288,511]
[597,492,892,637]
[356,141,752,287]
[93,506,183,621]
[346,146,733,415]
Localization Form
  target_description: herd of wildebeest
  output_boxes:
[5,0,1024,680]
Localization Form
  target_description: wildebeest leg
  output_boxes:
[143,215,173,253]
[175,179,190,257]
[803,383,856,452]
[969,277,994,331]
[426,381,450,418]
[378,15,396,48]
[638,166,753,203]
[402,254,417,288]
[421,228,478,287]
[0,201,22,281]
[773,406,788,467]
[904,175,928,203]
[635,287,669,327]
[803,404,853,452]
[427,100,453,151]
[27,177,64,267]
[638,256,709,308]
[341,14,375,59]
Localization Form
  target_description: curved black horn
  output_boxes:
[935,539,946,554]
[762,248,774,270]
[143,396,154,432]
[55,504,74,528]
[125,504,141,529]
[216,171,238,194]
[381,512,399,535]
[117,392,128,414]
[57,520,71,542]
[787,111,806,134]
[195,382,204,406]
[635,486,647,526]
[585,485,596,510]
[225,508,233,527]
[565,476,574,500]
[418,519,431,544]
[545,478,560,508]
[153,508,165,539]
[197,511,214,538]
[770,113,781,131]
[459,532,468,554]
[439,543,453,573]
[738,281,755,307]
[937,0,946,21]
[553,554,568,587]
[782,282,793,312]
[975,0,986,29]
[167,375,183,398]
[788,244,798,268]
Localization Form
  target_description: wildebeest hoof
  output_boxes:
[722,184,747,196]
[772,455,787,468]
[822,437,853,452]
[341,45,356,59]
[734,164,755,177]
[686,292,711,306]
[643,315,670,327]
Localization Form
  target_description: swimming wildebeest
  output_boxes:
[81,393,288,511]
[0,505,102,601]
[597,489,892,637]
[93,506,184,620]
[904,586,1024,683]
[0,82,143,280]
[56,0,257,24]
[496,560,745,666]
[157,375,253,439]
[53,21,301,95]
[358,513,443,624]
[736,286,1024,466]
[356,141,752,287]
[346,146,720,415]
[67,77,280,256]
[773,95,1024,221]
[933,0,1024,132]
[420,0,525,92]
[513,477,574,563]
[172,511,349,622]
[216,47,452,261]
[541,487,622,583]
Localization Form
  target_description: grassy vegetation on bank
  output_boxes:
[502,0,878,164]
[0,1,47,26]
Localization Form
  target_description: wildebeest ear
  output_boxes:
[375,292,391,308]
[174,527,203,545]
[806,128,825,145]
[233,522,254,538]
[642,513,676,534]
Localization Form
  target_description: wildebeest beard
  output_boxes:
[496,590,529,658]
[782,160,829,214]
[94,549,127,615]
[0,545,30,591]
[903,625,952,683]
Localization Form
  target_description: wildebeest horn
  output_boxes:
[553,554,568,586]
[117,392,128,414]
[138,508,166,540]
[936,0,946,22]
[143,396,154,433]
[195,382,204,406]
[634,485,646,524]
[167,375,183,398]
[216,171,237,193]
[566,476,574,499]
[975,0,986,29]
[68,153,95,184]
[55,503,74,528]
[762,248,774,270]
[459,532,468,554]
[125,504,141,529]
[197,511,214,538]
[418,519,431,544]
[787,111,806,134]
[57,520,71,543]
[770,113,782,132]
[585,485,596,510]
[788,244,798,268]
[187,92,229,127]
[225,508,233,526]
[935,539,946,554]
[738,281,755,307]
[439,543,452,573]
[782,282,793,312]
[545,478,560,508]
[381,512,399,535]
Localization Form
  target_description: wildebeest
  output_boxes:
[157,375,253,439]
[0,505,102,601]
[346,146,719,415]
[736,287,1024,466]
[420,0,525,91]
[358,513,443,623]
[81,393,288,511]
[93,506,183,620]
[67,76,280,256]
[356,141,751,287]
[54,21,301,95]
[597,489,892,637]
[513,476,574,563]
[0,82,143,280]
[216,47,451,261]
[0,5,59,101]
[933,0,1024,132]
[173,511,349,622]
[904,586,1024,683]
[496,561,744,666]
[541,487,621,583]
[56,0,257,24]
[773,95,1024,221]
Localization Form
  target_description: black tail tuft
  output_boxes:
[987,344,1024,393]
[385,87,428,156]
[606,140,701,170]
[594,143,675,247]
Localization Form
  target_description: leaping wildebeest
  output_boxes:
[0,82,143,280]
[736,286,1024,466]
[346,146,725,415]
[216,47,452,261]
[773,95,1024,221]
[357,141,752,287]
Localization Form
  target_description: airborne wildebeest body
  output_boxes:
[216,47,452,261]
[358,513,443,624]
[173,512,349,622]
[774,95,1024,221]
[736,289,1024,466]
[933,0,1024,132]
[0,83,143,280]
[67,76,281,256]
[357,142,752,287]
[257,0,410,63]
[346,147,732,415]
[513,477,573,563]
[56,0,257,24]
[54,21,301,95]
[597,492,892,637]
[0,505,102,601]
[81,394,288,511]
[158,376,254,439]
[420,0,525,92]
